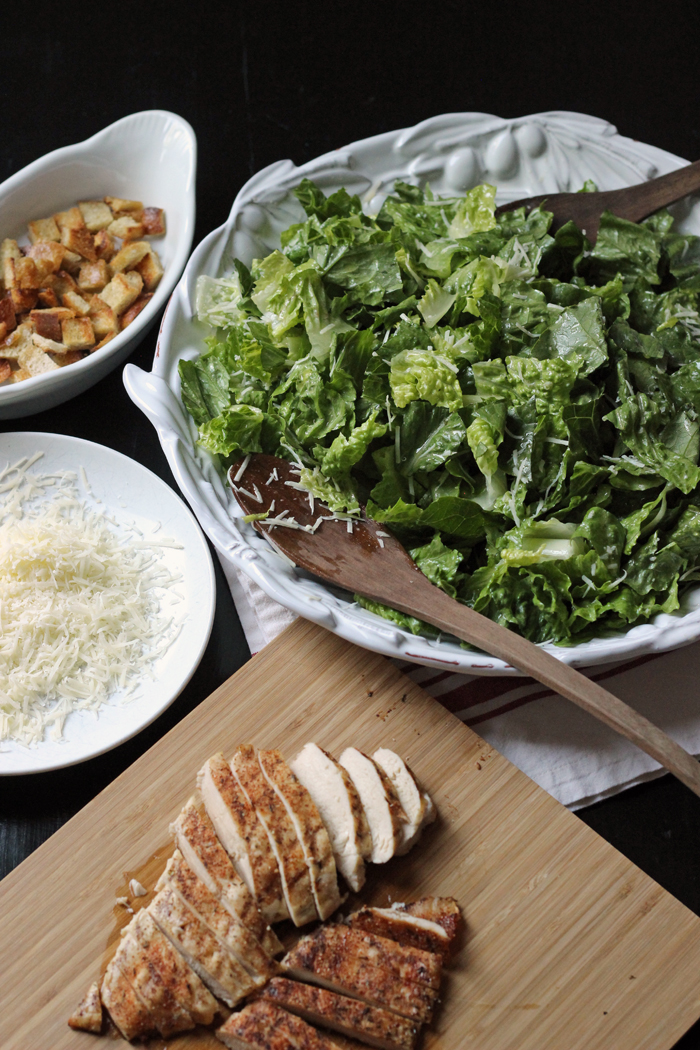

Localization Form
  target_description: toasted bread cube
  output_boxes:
[92,331,116,351]
[0,296,16,335]
[120,292,153,329]
[100,271,141,315]
[0,239,21,268]
[37,287,59,308]
[1,322,35,360]
[107,216,144,242]
[54,206,84,232]
[141,207,166,236]
[0,359,11,381]
[123,270,143,293]
[32,332,66,354]
[109,240,151,274]
[45,270,79,297]
[105,196,143,218]
[18,342,61,375]
[134,248,164,291]
[0,324,6,343]
[3,258,16,289]
[61,250,82,274]
[87,295,118,338]
[77,259,110,293]
[10,287,38,312]
[31,307,75,341]
[56,349,85,366]
[15,257,40,290]
[62,290,91,316]
[27,241,65,279]
[61,225,97,262]
[78,199,113,233]
[93,229,115,261]
[27,216,61,243]
[8,367,31,383]
[61,317,95,350]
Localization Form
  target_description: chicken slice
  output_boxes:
[289,743,372,893]
[218,1000,340,1050]
[260,977,420,1050]
[371,750,435,855]
[259,748,341,921]
[157,850,278,978]
[100,961,155,1042]
[199,752,289,924]
[282,928,437,1024]
[393,897,462,945]
[149,886,258,1007]
[170,796,282,957]
[112,910,197,1036]
[231,745,317,927]
[293,925,442,990]
[347,906,451,960]
[67,980,103,1033]
[338,749,405,864]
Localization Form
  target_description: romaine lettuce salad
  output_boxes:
[179,177,700,645]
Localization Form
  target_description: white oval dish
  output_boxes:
[0,110,196,418]
[125,110,700,676]
[0,432,215,774]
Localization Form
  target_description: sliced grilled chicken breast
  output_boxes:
[339,749,405,864]
[372,749,435,855]
[170,796,282,956]
[393,897,461,945]
[67,981,102,1033]
[149,886,258,1007]
[260,977,420,1050]
[347,906,451,960]
[293,925,442,990]
[157,850,278,977]
[218,1000,340,1050]
[100,961,155,1042]
[258,747,341,921]
[289,742,372,893]
[199,752,289,924]
[231,744,317,926]
[282,928,437,1024]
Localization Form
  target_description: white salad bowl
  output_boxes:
[0,110,196,418]
[125,110,700,675]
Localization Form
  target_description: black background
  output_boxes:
[1,2,700,1045]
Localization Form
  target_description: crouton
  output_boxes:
[61,225,97,262]
[31,307,75,341]
[100,271,142,315]
[109,240,151,274]
[105,196,143,218]
[107,216,144,242]
[32,332,67,354]
[0,324,6,343]
[141,207,166,236]
[45,270,79,297]
[56,349,85,366]
[61,250,83,274]
[1,322,35,360]
[15,257,40,290]
[8,367,31,383]
[121,292,153,328]
[92,332,116,351]
[0,360,11,382]
[3,258,16,289]
[37,287,59,308]
[93,229,115,261]
[87,296,118,338]
[54,207,85,232]
[10,288,38,312]
[27,216,61,243]
[27,241,65,279]
[18,343,60,375]
[77,259,110,293]
[0,239,22,283]
[61,317,95,350]
[78,200,113,233]
[62,290,91,316]
[0,297,16,334]
[134,248,164,291]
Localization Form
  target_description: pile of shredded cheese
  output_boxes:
[0,453,182,747]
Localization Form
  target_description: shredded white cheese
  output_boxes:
[0,456,181,747]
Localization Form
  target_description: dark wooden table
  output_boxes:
[2,4,700,1046]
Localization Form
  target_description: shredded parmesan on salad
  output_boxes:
[0,454,182,748]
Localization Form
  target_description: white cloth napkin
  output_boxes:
[219,555,700,810]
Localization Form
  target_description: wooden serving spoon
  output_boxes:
[230,453,700,798]
[495,158,700,242]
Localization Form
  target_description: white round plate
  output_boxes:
[125,110,700,676]
[0,433,215,774]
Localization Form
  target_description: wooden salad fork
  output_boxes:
[230,453,700,798]
[495,157,700,241]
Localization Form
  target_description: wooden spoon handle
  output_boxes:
[385,576,700,797]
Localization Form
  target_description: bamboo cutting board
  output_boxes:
[2,619,700,1050]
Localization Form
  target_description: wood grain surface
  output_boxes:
[1,618,699,1050]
